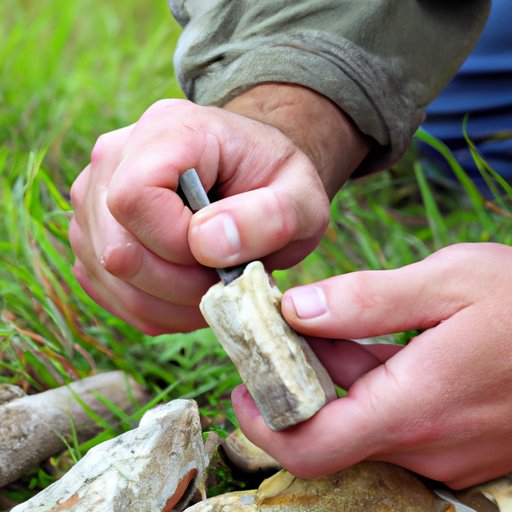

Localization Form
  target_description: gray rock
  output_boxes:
[0,383,26,405]
[11,399,208,512]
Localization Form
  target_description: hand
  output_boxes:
[233,243,512,489]
[70,85,369,333]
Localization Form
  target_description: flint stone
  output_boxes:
[200,261,336,431]
[11,399,208,512]
[0,371,148,487]
[186,462,450,512]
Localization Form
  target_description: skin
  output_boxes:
[233,242,512,489]
[69,84,369,334]
[70,83,512,488]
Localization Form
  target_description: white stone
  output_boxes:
[11,399,208,512]
[200,261,336,431]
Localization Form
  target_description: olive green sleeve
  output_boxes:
[169,1,490,173]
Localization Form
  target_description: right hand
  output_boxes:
[69,96,343,334]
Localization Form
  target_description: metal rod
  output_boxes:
[178,168,245,285]
[179,168,211,212]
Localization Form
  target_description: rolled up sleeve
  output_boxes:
[169,1,490,173]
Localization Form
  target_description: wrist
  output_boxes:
[223,83,370,198]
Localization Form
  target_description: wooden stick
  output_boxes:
[0,371,148,487]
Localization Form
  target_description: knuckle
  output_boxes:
[106,183,134,221]
[142,98,195,120]
[69,168,88,209]
[317,196,331,232]
[90,132,110,164]
[428,242,498,266]
[344,271,381,313]
[91,127,131,165]
[101,244,141,279]
[67,217,82,253]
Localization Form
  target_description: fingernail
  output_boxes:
[195,213,241,263]
[286,286,327,319]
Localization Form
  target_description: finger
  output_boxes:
[73,260,206,334]
[189,155,330,269]
[105,101,220,265]
[107,157,195,265]
[71,125,140,265]
[106,100,330,269]
[188,188,298,267]
[71,220,208,331]
[71,212,217,306]
[236,245,512,485]
[308,338,403,389]
[231,384,381,479]
[281,246,477,340]
[70,201,146,284]
[71,125,134,215]
[232,340,405,479]
[73,221,215,307]
[232,329,453,480]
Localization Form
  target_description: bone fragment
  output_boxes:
[221,429,280,474]
[11,399,208,512]
[0,371,148,487]
[200,261,336,431]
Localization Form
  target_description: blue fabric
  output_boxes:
[421,0,512,189]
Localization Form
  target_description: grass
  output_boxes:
[1,0,511,508]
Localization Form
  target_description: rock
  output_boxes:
[186,490,257,511]
[11,399,208,512]
[200,261,336,431]
[0,383,26,404]
[222,429,280,474]
[436,488,497,511]
[0,371,148,487]
[201,433,252,500]
[477,475,512,510]
[185,462,451,511]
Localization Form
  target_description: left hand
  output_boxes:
[232,242,512,489]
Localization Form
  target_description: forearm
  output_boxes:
[170,0,490,173]
[224,83,370,199]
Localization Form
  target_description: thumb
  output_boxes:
[188,187,298,267]
[280,246,474,340]
[188,167,330,270]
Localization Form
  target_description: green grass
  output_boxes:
[1,0,512,507]
[0,1,237,505]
